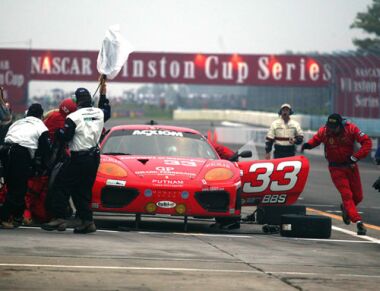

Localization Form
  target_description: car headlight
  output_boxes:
[98,162,128,177]
[204,168,234,181]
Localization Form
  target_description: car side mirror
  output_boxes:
[229,150,252,162]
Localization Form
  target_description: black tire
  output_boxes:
[280,214,331,239]
[256,205,306,225]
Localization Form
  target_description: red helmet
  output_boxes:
[59,98,77,116]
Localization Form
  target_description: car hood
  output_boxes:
[101,155,210,180]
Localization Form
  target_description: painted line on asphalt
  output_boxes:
[140,231,379,244]
[284,237,379,244]
[307,207,380,231]
[0,263,379,278]
[307,207,380,244]
[331,226,380,244]
[0,263,259,274]
[140,231,253,238]
[269,271,380,279]
[20,226,379,243]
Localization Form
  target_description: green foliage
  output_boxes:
[351,0,380,51]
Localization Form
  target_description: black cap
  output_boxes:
[27,103,44,118]
[74,87,92,107]
[326,113,343,129]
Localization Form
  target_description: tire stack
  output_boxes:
[256,205,332,238]
[280,213,331,239]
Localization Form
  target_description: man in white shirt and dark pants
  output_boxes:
[265,104,304,159]
[42,88,107,234]
[0,103,50,228]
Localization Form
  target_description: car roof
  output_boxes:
[109,124,203,135]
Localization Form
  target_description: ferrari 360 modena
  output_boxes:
[91,124,309,226]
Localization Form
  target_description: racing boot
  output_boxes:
[1,220,15,229]
[14,216,25,228]
[41,218,67,231]
[340,203,350,225]
[73,220,96,234]
[57,217,82,231]
[356,221,367,236]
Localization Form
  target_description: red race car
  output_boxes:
[91,124,309,228]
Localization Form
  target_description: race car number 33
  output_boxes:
[243,160,301,193]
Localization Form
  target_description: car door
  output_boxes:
[238,156,309,206]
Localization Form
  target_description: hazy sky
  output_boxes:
[0,0,374,54]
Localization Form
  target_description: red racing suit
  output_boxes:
[210,140,235,160]
[306,122,372,223]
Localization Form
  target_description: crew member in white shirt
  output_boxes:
[42,87,110,234]
[265,104,304,159]
[0,103,50,229]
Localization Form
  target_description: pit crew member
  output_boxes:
[302,113,372,235]
[0,103,50,229]
[265,104,304,159]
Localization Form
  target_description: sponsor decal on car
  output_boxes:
[132,130,183,137]
[156,166,175,172]
[205,162,231,168]
[152,179,184,185]
[261,194,287,204]
[106,179,126,187]
[156,201,176,208]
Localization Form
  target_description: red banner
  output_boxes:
[0,48,379,118]
[333,55,380,119]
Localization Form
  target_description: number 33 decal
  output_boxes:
[243,161,302,193]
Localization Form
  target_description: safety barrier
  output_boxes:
[173,109,378,158]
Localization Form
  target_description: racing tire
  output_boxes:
[256,205,306,225]
[280,214,331,239]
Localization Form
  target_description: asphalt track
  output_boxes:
[0,118,379,290]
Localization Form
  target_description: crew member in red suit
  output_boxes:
[302,113,372,235]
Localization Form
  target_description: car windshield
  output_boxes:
[101,129,218,159]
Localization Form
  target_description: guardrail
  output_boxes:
[173,109,378,158]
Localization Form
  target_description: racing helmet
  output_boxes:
[59,98,77,116]
[278,103,294,115]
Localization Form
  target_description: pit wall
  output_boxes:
[173,109,378,158]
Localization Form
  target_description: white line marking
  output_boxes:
[332,226,380,244]
[138,231,253,238]
[283,237,378,244]
[0,263,259,274]
[1,263,379,278]
[18,227,380,243]
[173,232,253,238]
[269,271,380,279]
[307,204,335,207]
[327,210,363,214]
